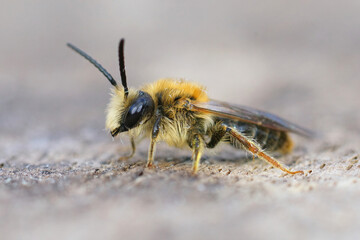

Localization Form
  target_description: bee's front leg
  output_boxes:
[147,114,162,168]
[118,137,136,161]
[188,131,205,174]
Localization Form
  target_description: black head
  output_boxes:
[110,91,155,137]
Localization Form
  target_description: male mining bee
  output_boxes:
[67,38,313,175]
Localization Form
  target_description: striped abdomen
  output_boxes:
[221,119,293,154]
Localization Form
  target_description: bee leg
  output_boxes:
[206,123,227,149]
[224,125,304,175]
[118,137,136,161]
[147,140,156,168]
[147,114,162,168]
[188,133,205,174]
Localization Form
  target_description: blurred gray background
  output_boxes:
[1,1,360,240]
[2,0,360,138]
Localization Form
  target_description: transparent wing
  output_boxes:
[190,100,314,137]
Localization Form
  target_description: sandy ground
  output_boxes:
[1,1,360,240]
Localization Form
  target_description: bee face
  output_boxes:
[110,90,155,137]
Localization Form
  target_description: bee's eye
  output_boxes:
[124,100,146,128]
[122,91,154,130]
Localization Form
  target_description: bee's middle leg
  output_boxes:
[188,131,205,174]
[187,123,227,174]
[206,122,227,149]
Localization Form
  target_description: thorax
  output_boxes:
[130,79,213,147]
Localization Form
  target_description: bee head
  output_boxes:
[107,89,155,137]
[67,38,154,137]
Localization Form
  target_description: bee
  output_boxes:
[67,38,313,175]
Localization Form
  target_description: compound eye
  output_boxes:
[124,100,146,129]
[122,91,154,130]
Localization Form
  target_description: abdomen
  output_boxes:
[221,119,293,154]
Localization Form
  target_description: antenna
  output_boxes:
[118,39,129,97]
[67,43,119,88]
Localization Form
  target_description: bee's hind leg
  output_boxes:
[223,124,304,175]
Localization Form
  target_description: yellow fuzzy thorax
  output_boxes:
[142,79,212,148]
[142,78,209,103]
